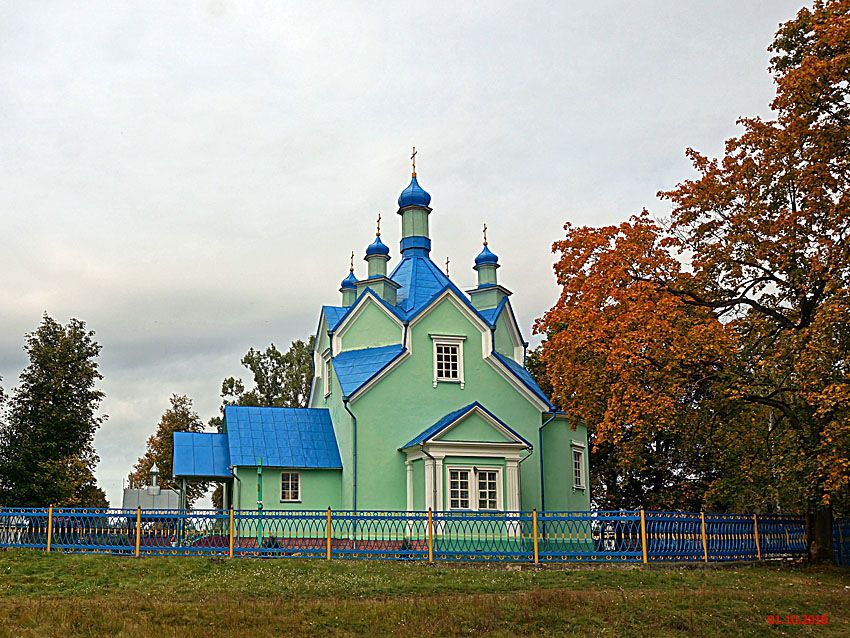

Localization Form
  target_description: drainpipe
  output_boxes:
[538,412,557,512]
[343,400,357,512]
[230,466,241,511]
[419,443,437,510]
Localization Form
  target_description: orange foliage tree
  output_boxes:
[537,1,849,562]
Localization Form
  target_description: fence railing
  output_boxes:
[0,506,834,563]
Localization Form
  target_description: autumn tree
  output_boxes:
[0,314,108,507]
[656,0,850,562]
[128,394,208,508]
[534,213,734,510]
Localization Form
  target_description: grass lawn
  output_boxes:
[0,550,847,637]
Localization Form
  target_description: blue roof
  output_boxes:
[322,305,349,332]
[173,432,231,478]
[224,405,342,469]
[492,352,554,409]
[365,235,390,256]
[332,344,405,398]
[398,175,431,208]
[401,402,533,449]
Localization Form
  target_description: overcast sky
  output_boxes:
[0,0,804,506]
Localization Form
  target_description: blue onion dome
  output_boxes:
[365,234,390,257]
[340,270,357,289]
[475,244,499,266]
[398,175,431,208]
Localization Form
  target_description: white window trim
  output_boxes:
[430,334,466,389]
[571,442,586,491]
[280,471,301,502]
[445,465,503,512]
[323,356,332,397]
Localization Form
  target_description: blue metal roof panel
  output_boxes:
[332,344,405,398]
[492,352,554,409]
[172,432,231,478]
[322,305,348,332]
[224,405,342,469]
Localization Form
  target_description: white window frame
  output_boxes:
[280,471,301,502]
[446,465,503,511]
[430,334,466,389]
[323,356,332,397]
[571,442,586,491]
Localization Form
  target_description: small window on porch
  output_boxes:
[448,466,502,511]
[449,469,470,509]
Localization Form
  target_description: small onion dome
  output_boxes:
[365,234,390,257]
[340,271,357,289]
[398,175,431,208]
[474,244,499,267]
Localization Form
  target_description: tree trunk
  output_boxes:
[806,503,834,564]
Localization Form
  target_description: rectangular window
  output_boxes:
[449,469,470,509]
[572,448,585,490]
[431,335,466,388]
[477,470,498,510]
[324,358,332,397]
[436,343,459,379]
[281,472,300,502]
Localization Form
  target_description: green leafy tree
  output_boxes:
[0,314,107,507]
[128,395,208,509]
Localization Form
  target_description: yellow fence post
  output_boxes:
[753,514,762,561]
[326,507,332,560]
[532,509,539,565]
[134,506,142,558]
[427,508,434,563]
[639,508,648,564]
[700,511,709,563]
[46,505,54,553]
[228,507,235,559]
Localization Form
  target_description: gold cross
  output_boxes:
[411,146,417,176]
[445,256,450,277]
[483,223,488,246]
[349,251,354,272]
[376,213,382,237]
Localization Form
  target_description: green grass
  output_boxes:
[0,550,847,637]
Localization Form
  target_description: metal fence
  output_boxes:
[0,506,833,563]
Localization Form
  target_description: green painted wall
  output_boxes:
[351,295,549,512]
[234,467,342,510]
[541,418,590,511]
[493,311,518,361]
[439,412,513,443]
[338,299,402,352]
[401,208,429,238]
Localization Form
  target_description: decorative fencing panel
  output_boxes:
[0,506,831,563]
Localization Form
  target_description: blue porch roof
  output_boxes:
[173,432,231,478]
[401,401,533,449]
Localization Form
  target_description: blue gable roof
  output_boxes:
[322,305,348,332]
[173,432,231,478]
[401,401,533,449]
[332,344,405,398]
[224,405,342,469]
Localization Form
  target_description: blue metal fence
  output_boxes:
[0,506,832,563]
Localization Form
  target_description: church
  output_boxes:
[173,156,590,513]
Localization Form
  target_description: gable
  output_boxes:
[336,296,403,352]
[493,308,521,361]
[436,411,514,443]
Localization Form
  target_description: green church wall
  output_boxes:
[234,467,342,511]
[350,294,551,512]
[493,310,519,361]
[438,412,513,443]
[338,299,403,352]
[541,417,590,511]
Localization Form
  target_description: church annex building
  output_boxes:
[173,162,590,513]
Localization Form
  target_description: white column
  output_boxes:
[435,457,444,512]
[406,461,413,512]
[506,459,520,512]
[424,459,435,510]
